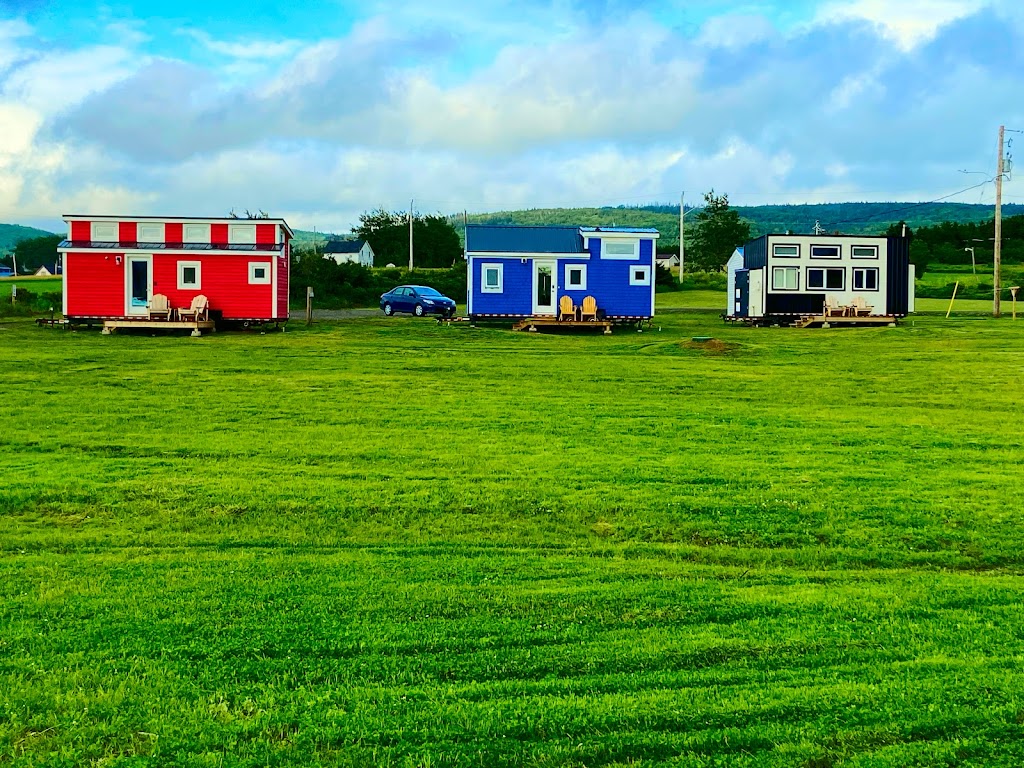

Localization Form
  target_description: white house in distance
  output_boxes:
[324,239,374,267]
[726,233,915,323]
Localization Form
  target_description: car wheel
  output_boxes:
[383,303,393,316]
[414,304,424,317]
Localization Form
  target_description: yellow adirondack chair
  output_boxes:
[558,295,576,321]
[580,295,598,321]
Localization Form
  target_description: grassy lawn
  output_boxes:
[655,289,723,309]
[2,313,1024,766]
[0,276,62,299]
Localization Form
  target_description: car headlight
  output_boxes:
[423,299,435,305]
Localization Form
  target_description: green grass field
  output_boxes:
[3,310,1024,766]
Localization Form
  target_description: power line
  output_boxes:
[820,179,995,228]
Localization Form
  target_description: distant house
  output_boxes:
[655,253,679,269]
[34,263,60,276]
[726,234,914,322]
[324,239,374,268]
[465,225,659,320]
[0,264,14,277]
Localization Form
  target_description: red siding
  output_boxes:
[211,223,228,245]
[155,254,274,320]
[165,222,183,243]
[119,221,136,242]
[276,251,289,320]
[71,221,90,241]
[66,252,125,317]
[256,224,276,244]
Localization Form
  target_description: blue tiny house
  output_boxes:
[465,225,660,321]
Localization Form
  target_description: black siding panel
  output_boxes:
[767,293,826,315]
[736,270,749,316]
[743,236,768,270]
[886,237,910,315]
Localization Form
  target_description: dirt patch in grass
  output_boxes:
[681,338,741,355]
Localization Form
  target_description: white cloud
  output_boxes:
[815,0,987,49]
[1,45,137,115]
[182,29,301,60]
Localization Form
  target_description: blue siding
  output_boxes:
[565,237,654,317]
[470,257,533,315]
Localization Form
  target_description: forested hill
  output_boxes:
[0,223,57,251]
[463,202,1024,247]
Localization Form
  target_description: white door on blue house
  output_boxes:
[533,260,555,315]
[126,255,152,316]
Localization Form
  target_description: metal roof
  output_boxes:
[466,225,584,254]
[57,240,284,252]
[579,226,660,234]
[324,240,365,254]
[61,214,295,239]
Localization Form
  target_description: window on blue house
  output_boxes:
[481,263,503,293]
[565,264,586,290]
[603,239,639,259]
[629,265,650,286]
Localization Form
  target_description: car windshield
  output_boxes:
[416,287,443,297]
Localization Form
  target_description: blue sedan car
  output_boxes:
[380,285,457,317]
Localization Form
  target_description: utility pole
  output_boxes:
[994,125,1005,317]
[678,192,685,284]
[408,198,414,271]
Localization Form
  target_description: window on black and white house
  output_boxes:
[853,267,879,290]
[807,267,845,290]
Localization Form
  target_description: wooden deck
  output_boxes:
[512,317,614,334]
[101,319,216,336]
[793,314,899,328]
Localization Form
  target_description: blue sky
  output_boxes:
[1,0,1022,232]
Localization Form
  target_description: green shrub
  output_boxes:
[290,256,467,309]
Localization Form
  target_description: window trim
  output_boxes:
[177,260,202,290]
[807,267,846,291]
[853,267,880,291]
[248,261,271,285]
[810,244,842,260]
[772,266,799,291]
[564,263,587,291]
[229,224,257,244]
[137,222,164,243]
[183,223,211,244]
[603,239,640,260]
[772,243,801,258]
[91,221,117,242]
[851,244,879,260]
[481,262,503,293]
[629,265,651,286]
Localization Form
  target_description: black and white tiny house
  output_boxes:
[726,234,915,322]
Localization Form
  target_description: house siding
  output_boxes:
[66,252,125,317]
[469,257,533,315]
[70,221,90,241]
[276,250,289,320]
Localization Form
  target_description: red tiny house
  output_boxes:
[58,215,293,326]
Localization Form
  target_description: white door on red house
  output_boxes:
[126,255,152,316]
